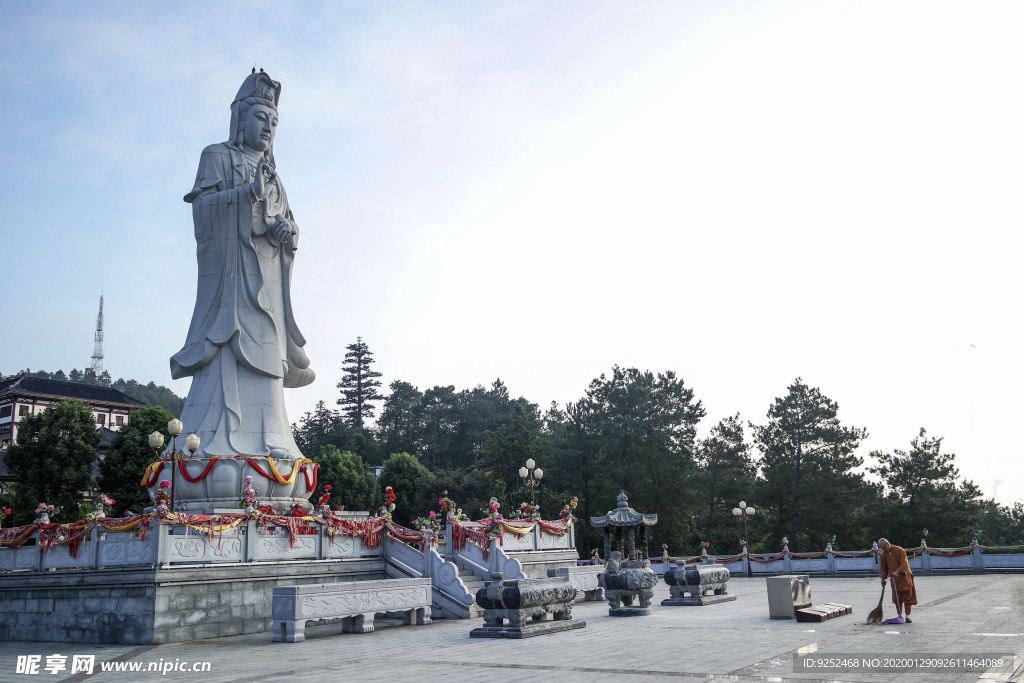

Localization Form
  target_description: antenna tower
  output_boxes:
[90,295,104,376]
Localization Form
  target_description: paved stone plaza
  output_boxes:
[1,574,1021,682]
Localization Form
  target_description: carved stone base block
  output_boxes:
[473,575,582,638]
[547,566,605,602]
[609,606,652,617]
[470,619,586,638]
[661,594,737,606]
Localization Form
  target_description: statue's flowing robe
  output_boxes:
[171,142,314,458]
[880,545,918,607]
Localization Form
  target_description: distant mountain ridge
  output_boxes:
[0,368,184,416]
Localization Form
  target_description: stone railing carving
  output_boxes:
[0,517,381,572]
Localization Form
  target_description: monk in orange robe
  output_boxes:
[878,538,918,623]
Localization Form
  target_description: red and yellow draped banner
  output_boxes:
[384,520,435,551]
[140,455,319,493]
[537,518,575,536]
[140,461,167,488]
[499,520,535,536]
[159,513,245,542]
[0,524,37,549]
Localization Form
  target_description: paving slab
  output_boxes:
[0,574,1021,682]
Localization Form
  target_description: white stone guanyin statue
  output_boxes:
[171,69,314,461]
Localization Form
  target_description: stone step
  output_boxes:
[795,603,853,623]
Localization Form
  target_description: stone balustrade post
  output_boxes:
[423,530,435,577]
[156,523,170,566]
[34,527,45,571]
[783,542,792,573]
[245,519,257,562]
[488,536,501,575]
[90,526,101,569]
[920,544,932,572]
[826,543,835,574]
[972,539,983,572]
[319,521,330,560]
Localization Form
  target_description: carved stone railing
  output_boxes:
[382,531,476,617]
[644,541,1024,576]
[0,519,381,572]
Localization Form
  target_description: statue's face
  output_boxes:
[243,104,278,152]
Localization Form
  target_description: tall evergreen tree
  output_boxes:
[546,399,608,555]
[695,414,756,550]
[753,378,869,550]
[418,385,460,468]
[292,400,381,464]
[576,366,706,553]
[377,380,424,457]
[336,337,383,430]
[868,428,981,546]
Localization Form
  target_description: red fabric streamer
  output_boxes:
[177,457,219,483]
[449,521,491,560]
[301,461,318,492]
[925,547,974,557]
[537,518,575,535]
[0,525,36,548]
[245,457,277,482]
[748,552,787,563]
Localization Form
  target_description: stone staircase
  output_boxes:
[455,563,487,598]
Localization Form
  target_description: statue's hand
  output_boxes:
[253,157,273,200]
[273,215,295,243]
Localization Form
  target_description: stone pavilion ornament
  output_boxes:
[148,70,317,513]
[591,491,659,616]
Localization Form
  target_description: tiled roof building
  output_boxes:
[0,375,146,446]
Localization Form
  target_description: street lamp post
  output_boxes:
[518,458,544,507]
[732,501,756,577]
[148,419,200,513]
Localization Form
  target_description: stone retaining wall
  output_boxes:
[0,558,384,644]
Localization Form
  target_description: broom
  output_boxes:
[866,581,886,624]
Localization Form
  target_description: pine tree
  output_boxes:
[336,337,383,431]
[753,378,869,550]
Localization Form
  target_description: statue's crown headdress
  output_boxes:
[233,68,281,109]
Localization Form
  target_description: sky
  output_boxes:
[2,1,1022,509]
